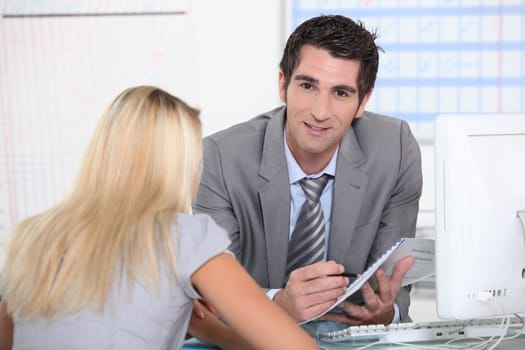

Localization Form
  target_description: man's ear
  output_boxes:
[355,88,373,118]
[278,71,287,103]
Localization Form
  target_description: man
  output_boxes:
[194,15,422,326]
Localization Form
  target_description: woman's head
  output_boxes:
[73,86,202,217]
[3,86,202,319]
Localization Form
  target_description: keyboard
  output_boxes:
[319,316,524,344]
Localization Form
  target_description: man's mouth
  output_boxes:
[305,122,328,132]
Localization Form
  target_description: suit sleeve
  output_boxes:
[378,121,423,322]
[193,137,242,258]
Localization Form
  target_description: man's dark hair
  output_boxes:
[279,15,382,104]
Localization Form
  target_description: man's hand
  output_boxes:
[273,260,348,323]
[322,256,415,325]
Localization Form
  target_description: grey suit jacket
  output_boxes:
[194,106,422,322]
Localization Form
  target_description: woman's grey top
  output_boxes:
[13,213,231,350]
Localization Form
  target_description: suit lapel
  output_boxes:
[328,127,370,263]
[258,108,291,287]
[259,176,290,287]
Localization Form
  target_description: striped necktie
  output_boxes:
[283,174,330,285]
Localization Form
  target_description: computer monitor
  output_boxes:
[434,113,525,320]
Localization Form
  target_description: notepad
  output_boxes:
[301,238,435,324]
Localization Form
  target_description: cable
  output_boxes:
[517,210,525,242]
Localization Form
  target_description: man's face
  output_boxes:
[279,44,371,172]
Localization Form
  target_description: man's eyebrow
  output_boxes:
[294,75,358,94]
[294,74,319,84]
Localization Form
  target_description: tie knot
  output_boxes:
[300,174,330,202]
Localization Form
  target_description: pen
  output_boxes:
[330,272,362,278]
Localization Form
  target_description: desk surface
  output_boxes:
[182,336,525,349]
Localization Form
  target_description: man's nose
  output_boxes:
[311,91,330,121]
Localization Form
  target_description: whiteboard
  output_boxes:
[286,0,525,139]
[0,0,197,264]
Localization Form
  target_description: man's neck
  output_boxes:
[283,129,339,178]
[293,149,336,175]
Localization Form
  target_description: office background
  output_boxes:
[1,0,524,322]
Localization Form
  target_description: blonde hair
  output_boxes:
[2,86,202,319]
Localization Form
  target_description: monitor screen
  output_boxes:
[434,114,525,320]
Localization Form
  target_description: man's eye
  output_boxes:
[300,82,313,90]
[335,90,349,97]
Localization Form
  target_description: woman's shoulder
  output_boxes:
[174,213,230,250]
[176,212,222,232]
[172,213,231,285]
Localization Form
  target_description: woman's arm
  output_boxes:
[0,300,13,350]
[191,253,318,350]
[187,303,254,349]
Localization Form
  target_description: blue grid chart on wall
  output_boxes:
[286,0,525,139]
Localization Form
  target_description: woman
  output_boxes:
[1,86,318,349]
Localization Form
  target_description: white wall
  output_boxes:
[0,0,285,237]
[191,0,284,136]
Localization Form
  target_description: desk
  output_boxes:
[182,338,217,349]
[182,336,525,349]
